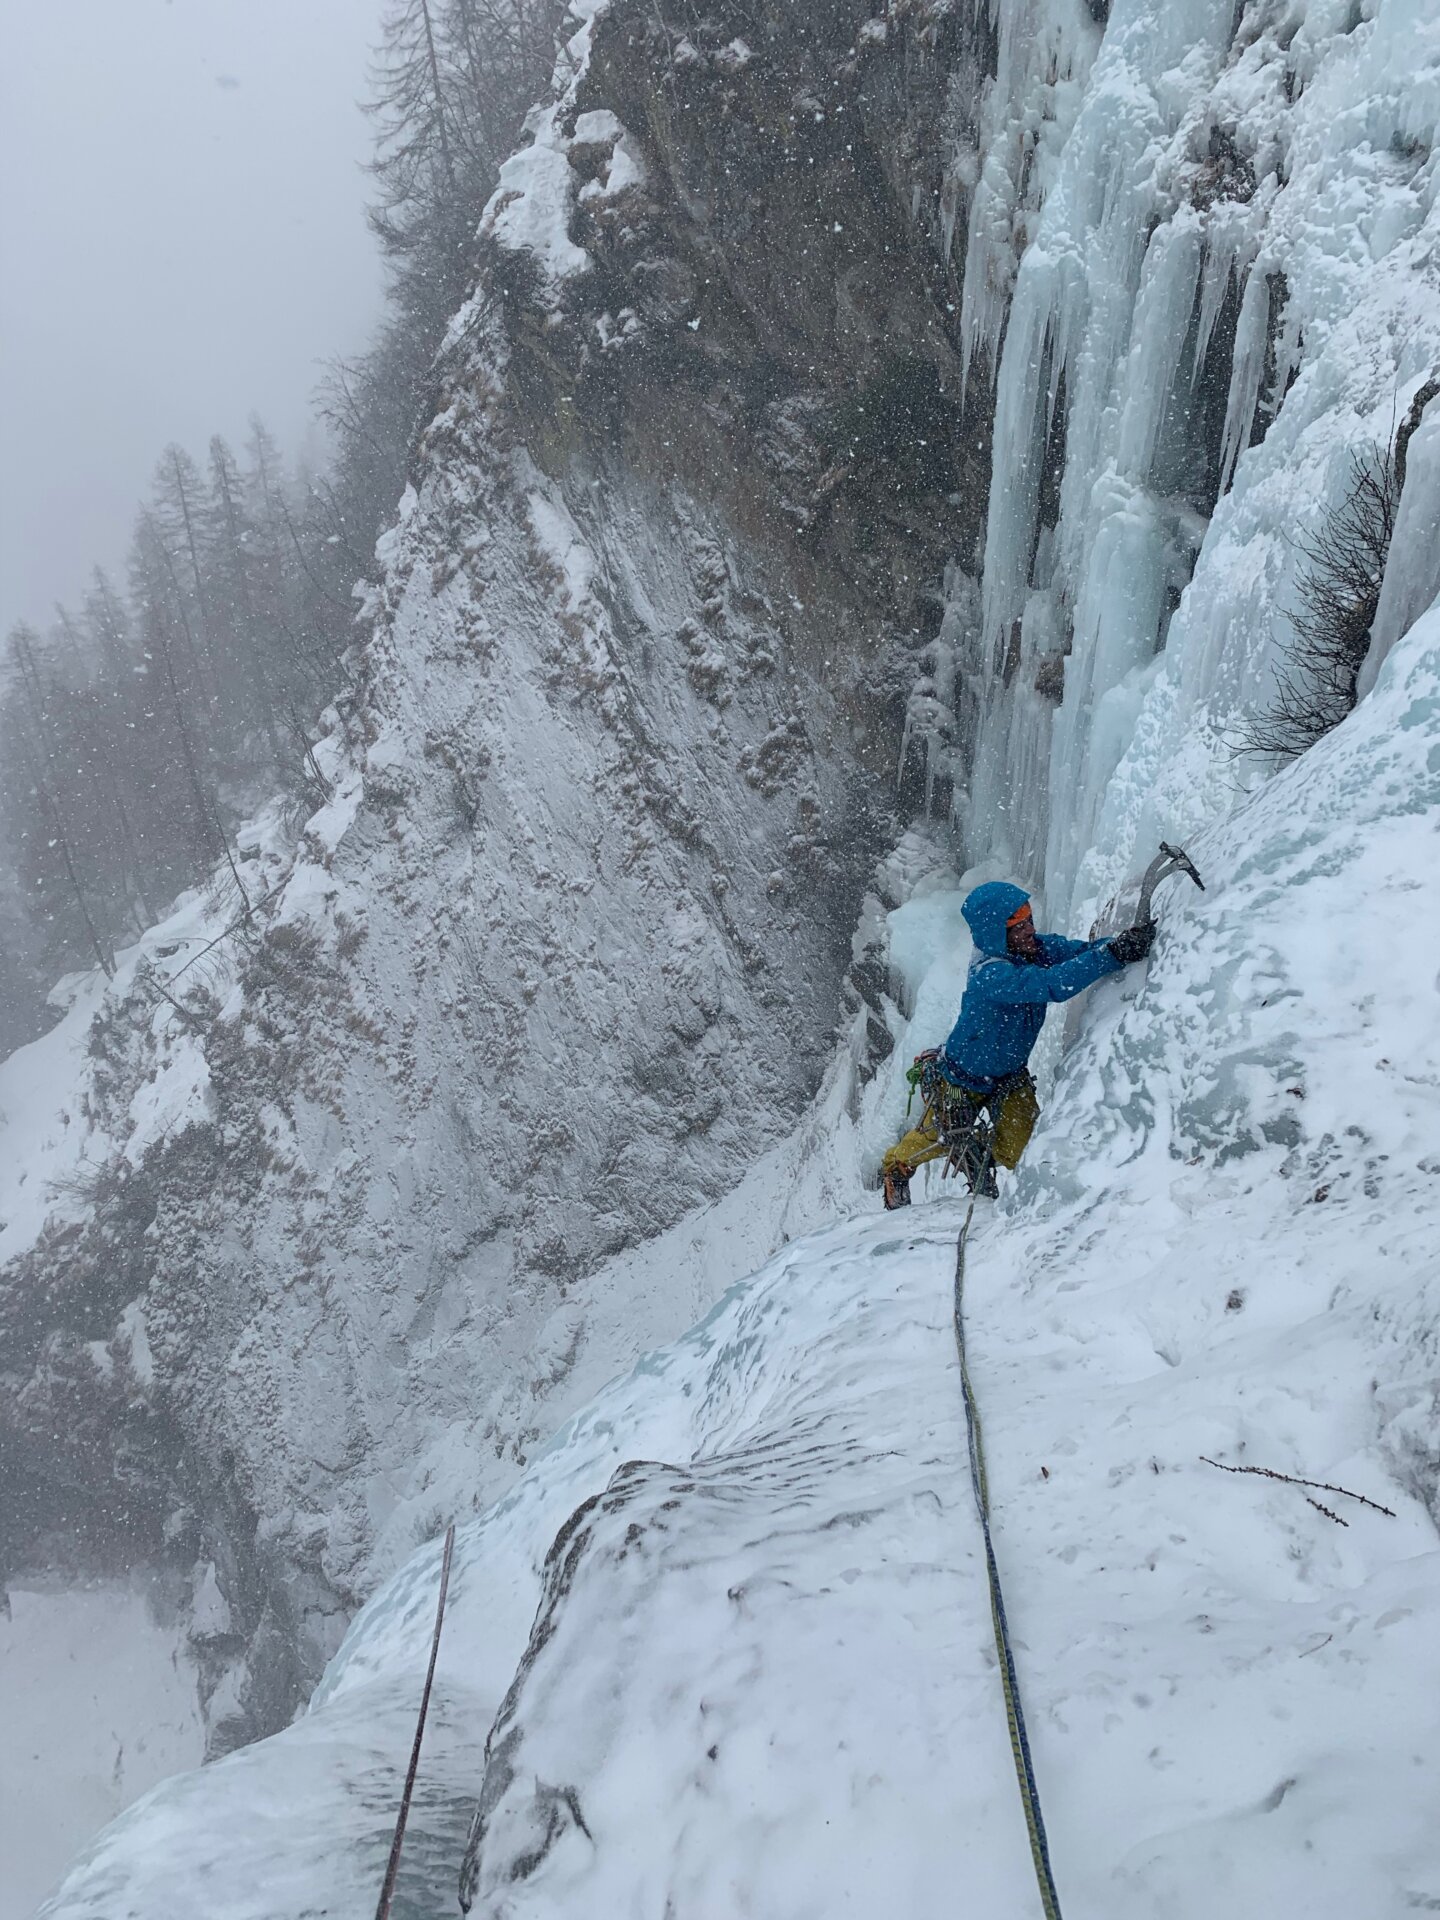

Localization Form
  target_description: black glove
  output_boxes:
[1108,921,1157,965]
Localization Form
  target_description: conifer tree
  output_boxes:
[206,432,285,763]
[1,627,115,976]
[152,445,217,704]
[130,512,226,869]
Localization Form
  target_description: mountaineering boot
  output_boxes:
[956,1134,998,1199]
[882,1164,912,1210]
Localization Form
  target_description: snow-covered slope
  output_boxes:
[43,603,1440,1917]
[5,0,942,1746]
[7,0,1440,1884]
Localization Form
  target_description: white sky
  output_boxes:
[0,0,387,633]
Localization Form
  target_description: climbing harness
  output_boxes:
[907,1052,1026,1197]
[374,1521,456,1920]
[952,1162,1066,1920]
[907,1053,975,1135]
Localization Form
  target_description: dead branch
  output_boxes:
[1306,1497,1348,1527]
[1234,439,1400,758]
[1200,1456,1396,1517]
[144,969,209,1035]
[167,875,290,986]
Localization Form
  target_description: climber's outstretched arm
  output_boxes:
[971,942,1120,1007]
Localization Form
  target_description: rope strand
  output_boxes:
[953,1158,1065,1919]
[374,1522,456,1920]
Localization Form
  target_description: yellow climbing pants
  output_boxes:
[882,1074,1040,1176]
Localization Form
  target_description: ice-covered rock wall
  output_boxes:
[40,599,1440,1920]
[0,386,883,1738]
[954,0,1440,922]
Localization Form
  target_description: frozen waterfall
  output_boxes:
[954,0,1440,925]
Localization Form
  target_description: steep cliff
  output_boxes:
[1,0,1004,1748]
[3,0,1438,1809]
[40,597,1440,1919]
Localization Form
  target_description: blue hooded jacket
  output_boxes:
[940,880,1121,1091]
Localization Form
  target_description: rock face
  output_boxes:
[1,0,1000,1747]
[13,0,1436,1768]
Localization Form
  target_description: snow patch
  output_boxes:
[481,107,592,290]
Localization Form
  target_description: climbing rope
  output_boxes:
[374,1521,456,1920]
[952,1160,1066,1920]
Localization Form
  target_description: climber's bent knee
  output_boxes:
[882,1122,948,1176]
[991,1076,1039,1170]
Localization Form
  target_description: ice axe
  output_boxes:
[1136,840,1205,927]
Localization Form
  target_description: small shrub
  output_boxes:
[1239,378,1437,761]
[1239,444,1398,759]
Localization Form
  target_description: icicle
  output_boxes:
[1218,265,1269,495]
[957,0,1102,399]
[1045,210,1204,895]
[1191,206,1247,386]
[1356,399,1440,701]
[938,145,974,267]
[963,0,1238,911]
[899,573,977,821]
[978,262,1058,675]
[1115,209,1205,487]
[1046,476,1169,898]
[958,150,1021,397]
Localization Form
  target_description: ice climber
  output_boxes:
[880,880,1155,1208]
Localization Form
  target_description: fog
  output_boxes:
[0,0,386,633]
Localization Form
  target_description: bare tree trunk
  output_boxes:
[420,0,458,192]
[212,452,283,762]
[167,449,215,695]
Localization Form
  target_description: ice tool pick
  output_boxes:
[1136,840,1205,926]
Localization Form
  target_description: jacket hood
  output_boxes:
[962,880,1031,958]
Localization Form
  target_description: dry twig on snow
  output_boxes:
[1306,1497,1348,1527]
[1199,1456,1396,1518]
